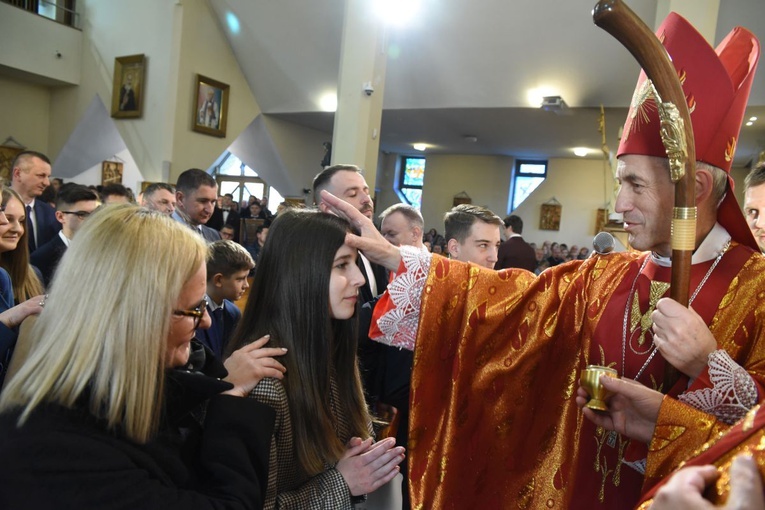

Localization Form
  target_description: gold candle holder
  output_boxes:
[581,365,619,411]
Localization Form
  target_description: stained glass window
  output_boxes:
[399,157,425,209]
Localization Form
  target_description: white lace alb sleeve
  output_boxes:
[374,246,432,351]
[677,349,759,425]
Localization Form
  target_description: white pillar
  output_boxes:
[332,0,388,195]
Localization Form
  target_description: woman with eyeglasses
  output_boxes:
[0,205,284,509]
[227,209,405,510]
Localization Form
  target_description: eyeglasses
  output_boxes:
[60,210,92,219]
[173,297,208,328]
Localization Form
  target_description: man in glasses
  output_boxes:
[31,184,100,288]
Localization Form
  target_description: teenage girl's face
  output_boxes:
[328,243,365,320]
[0,196,25,253]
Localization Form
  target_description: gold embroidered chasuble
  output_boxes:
[395,241,765,509]
[637,404,765,509]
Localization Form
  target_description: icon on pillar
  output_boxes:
[363,82,375,96]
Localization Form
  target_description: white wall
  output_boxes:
[48,0,177,181]
[513,158,615,249]
[375,153,616,250]
[67,148,143,193]
[0,3,82,85]
[0,76,51,154]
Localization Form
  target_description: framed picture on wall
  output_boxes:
[102,161,124,186]
[0,145,25,184]
[111,54,146,119]
[192,74,229,138]
[540,202,562,231]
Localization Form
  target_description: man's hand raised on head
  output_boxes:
[321,190,402,272]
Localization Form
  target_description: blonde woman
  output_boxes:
[0,205,284,509]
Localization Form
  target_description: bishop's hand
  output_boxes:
[576,376,662,444]
[651,298,717,379]
[320,190,402,271]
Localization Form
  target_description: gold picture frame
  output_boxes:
[192,74,229,138]
[0,145,24,184]
[102,161,124,186]
[540,203,562,231]
[111,54,146,118]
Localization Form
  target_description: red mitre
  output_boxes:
[617,12,761,250]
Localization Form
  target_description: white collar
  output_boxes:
[58,230,71,247]
[650,223,731,268]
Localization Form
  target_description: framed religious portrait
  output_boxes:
[102,161,124,186]
[111,54,146,119]
[192,74,229,138]
[540,202,562,231]
[0,145,24,184]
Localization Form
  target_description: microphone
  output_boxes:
[593,231,615,255]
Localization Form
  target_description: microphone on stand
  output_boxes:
[593,231,615,255]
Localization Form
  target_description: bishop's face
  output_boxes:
[614,155,674,257]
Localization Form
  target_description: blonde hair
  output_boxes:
[0,205,207,444]
[0,188,43,301]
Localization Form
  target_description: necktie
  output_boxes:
[26,205,35,252]
[211,307,225,358]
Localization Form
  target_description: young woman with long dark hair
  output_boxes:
[228,209,404,509]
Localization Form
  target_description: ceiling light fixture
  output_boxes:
[463,135,478,143]
[750,116,758,122]
[573,147,589,157]
[413,143,427,151]
[374,0,421,26]
[541,96,571,115]
[319,92,338,112]
[746,121,754,126]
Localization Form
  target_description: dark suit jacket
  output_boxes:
[28,200,61,253]
[496,236,537,271]
[195,300,241,360]
[208,208,241,241]
[357,254,388,305]
[30,234,67,288]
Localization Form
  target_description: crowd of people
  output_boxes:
[0,10,762,510]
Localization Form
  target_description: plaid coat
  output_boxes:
[250,377,373,509]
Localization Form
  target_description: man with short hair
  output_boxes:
[313,164,386,303]
[219,224,236,241]
[743,162,765,252]
[246,225,268,262]
[208,193,240,239]
[10,150,59,253]
[172,168,220,242]
[31,184,100,287]
[443,204,503,269]
[379,203,424,249]
[496,214,537,271]
[101,184,131,205]
[142,183,176,216]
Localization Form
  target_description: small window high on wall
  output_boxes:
[510,160,547,211]
[398,157,425,210]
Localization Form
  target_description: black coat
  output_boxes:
[0,345,275,510]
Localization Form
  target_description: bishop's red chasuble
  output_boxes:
[373,240,765,509]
